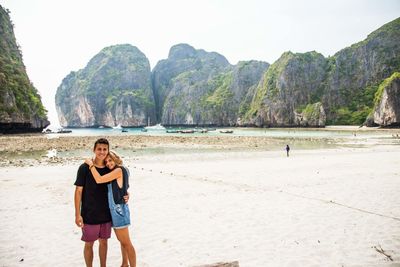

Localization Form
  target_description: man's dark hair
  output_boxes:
[94,138,109,150]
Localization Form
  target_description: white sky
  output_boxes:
[1,0,399,127]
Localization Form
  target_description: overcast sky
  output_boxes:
[1,0,399,127]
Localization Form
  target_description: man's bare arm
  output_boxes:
[74,186,83,227]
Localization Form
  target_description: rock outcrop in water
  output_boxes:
[368,72,400,127]
[55,44,155,127]
[0,6,49,133]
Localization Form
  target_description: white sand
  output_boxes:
[0,145,400,266]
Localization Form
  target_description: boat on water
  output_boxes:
[43,128,72,134]
[180,129,195,134]
[220,130,234,134]
[57,129,72,133]
[144,123,166,130]
[112,124,122,130]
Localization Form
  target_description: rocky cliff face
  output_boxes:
[245,17,400,127]
[153,45,269,126]
[55,18,399,128]
[0,6,49,133]
[244,51,328,127]
[371,72,400,127]
[324,17,400,125]
[153,44,233,125]
[55,44,155,127]
[204,60,269,126]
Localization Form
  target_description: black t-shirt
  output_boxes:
[111,166,130,204]
[74,163,112,224]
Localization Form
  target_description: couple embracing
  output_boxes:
[74,138,136,267]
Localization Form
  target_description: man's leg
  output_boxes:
[98,238,108,267]
[98,222,112,267]
[84,241,94,267]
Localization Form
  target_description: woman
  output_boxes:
[85,151,136,267]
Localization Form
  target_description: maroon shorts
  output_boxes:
[81,222,112,242]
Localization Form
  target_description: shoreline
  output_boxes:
[1,128,399,167]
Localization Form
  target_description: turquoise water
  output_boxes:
[50,126,394,139]
[2,126,397,164]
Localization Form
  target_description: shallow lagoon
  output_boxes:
[51,125,396,139]
[2,126,398,164]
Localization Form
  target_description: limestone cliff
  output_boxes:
[55,18,400,128]
[324,17,400,125]
[55,44,155,127]
[371,72,400,127]
[203,60,269,126]
[245,51,328,127]
[153,44,233,125]
[245,17,400,127]
[0,6,49,133]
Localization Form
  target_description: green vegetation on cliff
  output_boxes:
[201,73,234,119]
[0,6,47,122]
[327,84,378,125]
[368,71,400,126]
[54,17,399,128]
[243,17,399,127]
[55,44,155,127]
[245,51,327,125]
[373,72,400,107]
[245,52,293,119]
[325,17,400,125]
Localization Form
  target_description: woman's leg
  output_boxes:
[114,227,136,267]
[120,242,129,267]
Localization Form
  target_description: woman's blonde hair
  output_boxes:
[107,150,123,166]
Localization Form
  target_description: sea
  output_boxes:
[47,125,394,139]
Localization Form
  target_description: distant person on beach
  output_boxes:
[85,151,136,267]
[286,144,290,157]
[74,138,130,267]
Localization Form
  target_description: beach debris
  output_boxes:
[46,148,57,159]
[19,258,24,262]
[373,245,393,261]
[192,261,239,267]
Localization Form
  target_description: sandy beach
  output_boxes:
[0,132,400,266]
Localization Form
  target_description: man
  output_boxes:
[286,144,290,157]
[74,138,128,267]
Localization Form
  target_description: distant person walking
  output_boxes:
[286,144,290,157]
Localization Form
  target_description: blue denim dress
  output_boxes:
[107,182,131,229]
